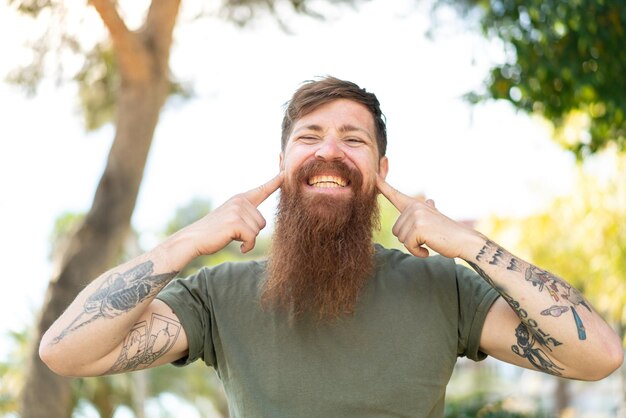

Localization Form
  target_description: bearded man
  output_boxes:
[41,77,622,417]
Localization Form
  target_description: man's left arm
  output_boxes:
[466,239,622,380]
[377,175,623,380]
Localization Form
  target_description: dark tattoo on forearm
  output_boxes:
[51,261,178,344]
[473,240,591,342]
[512,322,564,376]
[106,313,181,374]
[476,240,522,272]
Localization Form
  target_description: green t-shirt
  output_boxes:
[157,245,499,418]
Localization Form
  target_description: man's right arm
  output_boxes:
[39,246,187,377]
[39,173,283,377]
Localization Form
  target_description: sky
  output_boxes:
[0,0,577,360]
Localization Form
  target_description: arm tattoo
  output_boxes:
[473,240,591,341]
[51,261,178,344]
[468,240,594,374]
[512,322,564,376]
[476,240,522,272]
[468,260,563,347]
[106,313,181,374]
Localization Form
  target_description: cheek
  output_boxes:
[282,156,307,187]
[282,146,309,170]
[355,158,379,187]
[283,160,302,183]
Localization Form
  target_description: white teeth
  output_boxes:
[308,175,347,187]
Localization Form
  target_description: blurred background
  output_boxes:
[0,0,624,417]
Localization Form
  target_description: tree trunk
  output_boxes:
[131,370,148,418]
[19,1,180,417]
[553,377,570,416]
[93,378,116,418]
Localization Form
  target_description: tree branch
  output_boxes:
[144,0,181,68]
[89,0,150,82]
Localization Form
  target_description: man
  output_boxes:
[41,77,623,417]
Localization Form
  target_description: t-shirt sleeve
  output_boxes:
[156,268,217,368]
[455,262,500,361]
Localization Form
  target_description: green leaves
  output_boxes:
[440,0,626,159]
[8,0,53,18]
[75,43,119,131]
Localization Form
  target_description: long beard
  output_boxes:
[262,160,380,321]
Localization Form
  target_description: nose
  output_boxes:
[315,138,345,161]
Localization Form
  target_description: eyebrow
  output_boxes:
[293,124,373,140]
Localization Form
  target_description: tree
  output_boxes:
[15,2,181,415]
[7,1,359,417]
[436,0,626,159]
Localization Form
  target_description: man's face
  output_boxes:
[264,99,388,320]
[280,99,388,196]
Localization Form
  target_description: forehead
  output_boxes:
[291,99,375,135]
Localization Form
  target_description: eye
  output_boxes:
[345,137,366,146]
[299,135,320,144]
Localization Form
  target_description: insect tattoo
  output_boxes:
[51,261,178,345]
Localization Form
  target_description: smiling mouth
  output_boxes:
[307,175,349,188]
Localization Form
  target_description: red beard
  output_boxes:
[262,160,380,320]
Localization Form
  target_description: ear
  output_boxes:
[378,156,389,180]
[279,152,284,170]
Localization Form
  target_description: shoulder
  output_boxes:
[374,244,458,278]
[372,244,460,298]
[199,259,266,282]
[160,259,266,299]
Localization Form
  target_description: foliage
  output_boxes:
[0,328,31,415]
[478,149,626,328]
[74,42,192,131]
[373,195,405,251]
[436,0,626,159]
[445,392,553,418]
[149,362,228,416]
[48,211,84,258]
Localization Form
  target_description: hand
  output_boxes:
[376,175,479,259]
[174,172,284,257]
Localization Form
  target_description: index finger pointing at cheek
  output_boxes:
[244,171,284,207]
[376,174,412,212]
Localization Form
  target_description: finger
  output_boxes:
[239,201,267,231]
[395,221,412,245]
[235,224,260,254]
[391,218,402,238]
[244,171,284,207]
[240,238,257,254]
[408,245,430,258]
[376,174,413,212]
